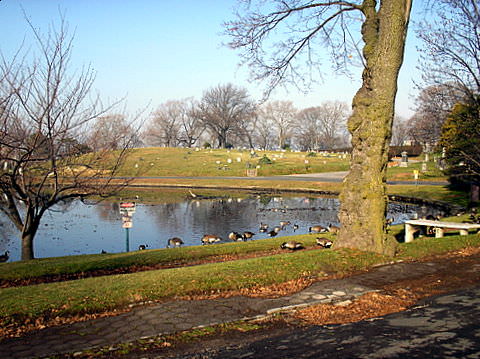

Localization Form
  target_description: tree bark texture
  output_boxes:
[337,0,412,256]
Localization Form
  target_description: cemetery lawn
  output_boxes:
[115,147,447,182]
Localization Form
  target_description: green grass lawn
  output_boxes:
[117,147,350,177]
[115,147,448,181]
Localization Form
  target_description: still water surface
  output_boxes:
[0,191,432,262]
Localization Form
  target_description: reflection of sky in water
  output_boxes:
[0,194,438,262]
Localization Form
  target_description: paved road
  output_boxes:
[167,286,480,359]
[125,172,448,186]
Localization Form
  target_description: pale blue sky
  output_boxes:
[0,0,423,119]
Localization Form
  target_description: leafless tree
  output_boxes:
[254,114,275,150]
[226,0,412,255]
[143,101,182,147]
[0,18,134,260]
[295,108,320,151]
[88,114,140,151]
[317,101,349,149]
[177,98,205,148]
[295,101,349,151]
[390,115,410,146]
[197,83,256,148]
[408,84,458,147]
[416,0,480,104]
[258,101,297,149]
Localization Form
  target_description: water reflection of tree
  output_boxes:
[94,202,121,221]
[144,202,185,232]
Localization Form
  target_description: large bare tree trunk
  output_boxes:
[21,233,35,261]
[20,210,41,260]
[337,0,412,256]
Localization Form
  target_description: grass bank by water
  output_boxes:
[1,225,479,330]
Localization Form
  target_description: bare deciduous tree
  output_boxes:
[0,18,134,260]
[390,115,410,146]
[408,84,458,147]
[295,101,349,151]
[88,114,140,151]
[295,108,320,151]
[226,0,412,255]
[144,101,183,147]
[254,114,275,150]
[259,101,297,149]
[417,0,480,104]
[178,99,205,148]
[197,83,256,148]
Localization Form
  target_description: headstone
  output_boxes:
[400,151,408,167]
[421,162,427,172]
[471,184,480,202]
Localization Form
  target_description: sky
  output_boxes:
[0,0,424,120]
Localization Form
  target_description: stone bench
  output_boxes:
[404,220,480,243]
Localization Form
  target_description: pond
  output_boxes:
[0,189,441,262]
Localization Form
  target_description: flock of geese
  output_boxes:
[162,221,339,251]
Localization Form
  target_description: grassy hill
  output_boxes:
[114,147,446,182]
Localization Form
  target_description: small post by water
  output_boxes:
[119,202,136,253]
[125,227,130,252]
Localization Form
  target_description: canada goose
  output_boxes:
[0,250,9,263]
[201,234,222,245]
[327,224,340,234]
[273,226,282,233]
[242,231,255,240]
[316,237,333,248]
[167,237,184,248]
[279,220,291,228]
[293,224,299,232]
[267,230,278,237]
[280,241,304,250]
[259,223,269,232]
[228,231,244,241]
[385,218,393,231]
[101,250,107,254]
[309,225,327,233]
[138,244,148,250]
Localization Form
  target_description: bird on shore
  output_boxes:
[167,237,184,248]
[0,251,9,262]
[138,244,148,250]
[327,224,340,234]
[279,220,291,228]
[309,225,328,233]
[267,230,278,237]
[316,237,333,248]
[228,231,244,241]
[259,223,269,232]
[293,224,299,232]
[280,241,304,250]
[273,226,282,233]
[201,234,222,245]
[242,231,255,240]
[101,250,107,254]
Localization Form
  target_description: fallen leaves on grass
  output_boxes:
[294,291,418,326]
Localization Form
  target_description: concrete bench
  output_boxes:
[404,220,480,243]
